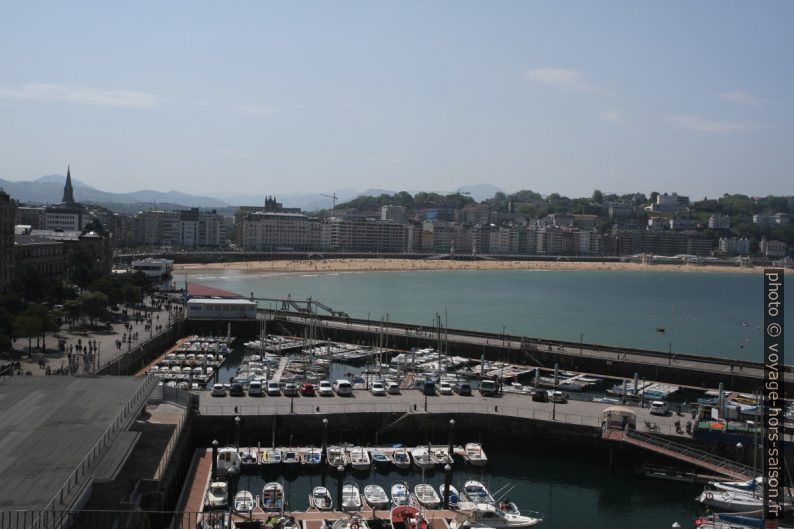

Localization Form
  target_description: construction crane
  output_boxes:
[320,192,338,211]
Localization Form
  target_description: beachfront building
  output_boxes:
[322,218,405,253]
[0,189,17,292]
[718,237,750,256]
[760,238,787,258]
[133,208,225,247]
[609,227,713,256]
[238,212,321,251]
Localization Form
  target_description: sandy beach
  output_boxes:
[174,258,785,275]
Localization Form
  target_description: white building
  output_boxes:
[131,258,174,278]
[238,212,321,251]
[760,238,787,258]
[718,237,749,255]
[708,214,730,230]
[754,213,789,225]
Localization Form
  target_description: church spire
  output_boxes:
[62,165,75,204]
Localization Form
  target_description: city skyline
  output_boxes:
[1,2,792,198]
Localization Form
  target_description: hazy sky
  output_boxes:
[1,2,792,199]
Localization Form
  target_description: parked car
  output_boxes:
[422,380,436,396]
[550,390,568,403]
[439,381,453,395]
[229,382,245,397]
[370,381,386,396]
[453,382,472,396]
[299,383,316,396]
[267,381,281,396]
[530,389,548,402]
[318,380,334,396]
[248,380,263,397]
[283,382,299,396]
[386,382,401,395]
[649,401,669,416]
[479,380,498,396]
[333,379,353,396]
[211,384,227,397]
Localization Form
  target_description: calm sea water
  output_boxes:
[185,269,788,360]
[229,447,702,529]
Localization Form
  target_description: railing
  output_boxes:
[27,374,160,529]
[2,509,205,529]
[625,429,754,478]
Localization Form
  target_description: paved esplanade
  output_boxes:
[198,389,698,438]
[0,376,151,511]
[270,312,767,380]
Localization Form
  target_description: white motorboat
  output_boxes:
[430,447,454,465]
[342,483,362,511]
[370,449,391,467]
[303,448,323,465]
[463,480,494,504]
[239,447,258,468]
[460,502,543,528]
[309,486,333,511]
[414,483,441,509]
[233,490,255,512]
[391,482,412,507]
[327,446,348,469]
[411,447,435,470]
[464,443,488,466]
[364,484,390,509]
[216,447,241,475]
[262,482,285,511]
[391,448,411,469]
[204,481,228,509]
[439,484,461,509]
[349,446,372,471]
[282,448,302,465]
[261,448,282,465]
[696,489,763,512]
[332,516,370,529]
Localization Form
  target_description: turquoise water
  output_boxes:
[185,269,787,360]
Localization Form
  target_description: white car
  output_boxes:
[370,381,386,396]
[387,382,401,395]
[211,384,227,397]
[649,401,669,416]
[248,380,263,397]
[318,380,334,396]
[267,381,281,396]
[439,381,453,395]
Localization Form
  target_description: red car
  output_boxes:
[299,383,316,396]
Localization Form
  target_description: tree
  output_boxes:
[78,291,110,326]
[63,299,82,331]
[13,313,40,353]
[592,189,604,204]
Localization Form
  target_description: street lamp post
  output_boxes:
[290,392,295,414]
[234,416,240,449]
[448,419,455,457]
[322,418,328,453]
[211,439,219,480]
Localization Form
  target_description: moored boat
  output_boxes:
[204,481,228,510]
[439,484,461,509]
[696,489,763,512]
[459,502,543,528]
[216,447,241,475]
[282,448,301,466]
[463,480,494,504]
[239,447,258,468]
[233,490,254,512]
[391,482,412,507]
[262,482,285,511]
[342,483,362,511]
[391,505,431,529]
[370,448,391,467]
[261,448,282,465]
[364,484,390,509]
[303,448,323,465]
[464,443,488,467]
[391,448,411,470]
[430,447,454,465]
[414,483,441,509]
[327,445,347,469]
[309,486,333,511]
[349,446,372,471]
[332,516,369,529]
[411,447,435,470]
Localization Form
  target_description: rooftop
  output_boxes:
[187,282,243,299]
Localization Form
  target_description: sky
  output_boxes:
[1,1,792,200]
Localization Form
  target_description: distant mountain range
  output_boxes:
[0,174,503,211]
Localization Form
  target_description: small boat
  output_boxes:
[391,448,411,470]
[327,445,347,469]
[233,490,255,512]
[462,502,543,527]
[364,484,390,509]
[342,483,362,511]
[239,448,258,468]
[464,443,488,467]
[204,481,228,509]
[696,489,763,512]
[411,447,435,470]
[391,482,412,507]
[695,512,769,529]
[261,448,282,465]
[303,448,323,465]
[262,482,285,511]
[656,327,666,333]
[309,486,333,511]
[349,446,372,471]
[431,447,453,465]
[216,447,241,475]
[332,516,369,529]
[370,449,391,467]
[282,448,302,465]
[414,483,441,509]
[439,484,461,509]
[464,480,494,504]
[391,505,431,529]
[710,476,763,494]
